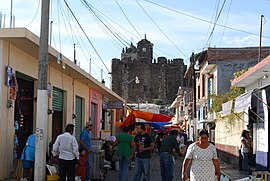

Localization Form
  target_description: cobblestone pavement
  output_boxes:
[104,153,184,181]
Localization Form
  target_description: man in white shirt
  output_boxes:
[52,124,79,181]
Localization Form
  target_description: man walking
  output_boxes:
[80,121,93,181]
[133,124,154,181]
[159,130,181,181]
[52,124,79,181]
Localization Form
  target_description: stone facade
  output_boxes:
[111,38,187,104]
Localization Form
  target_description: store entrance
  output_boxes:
[14,73,34,159]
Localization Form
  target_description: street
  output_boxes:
[104,153,184,181]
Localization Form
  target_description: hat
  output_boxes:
[85,121,93,128]
[106,136,116,142]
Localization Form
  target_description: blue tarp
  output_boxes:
[135,122,171,130]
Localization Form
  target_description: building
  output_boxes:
[111,37,187,105]
[0,28,123,179]
[231,55,270,170]
[182,47,270,145]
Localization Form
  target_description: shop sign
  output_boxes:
[107,101,123,109]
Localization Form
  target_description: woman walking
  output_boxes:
[181,129,220,181]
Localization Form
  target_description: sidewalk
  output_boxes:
[220,161,250,181]
[2,154,250,181]
[105,154,250,181]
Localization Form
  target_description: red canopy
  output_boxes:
[121,110,173,130]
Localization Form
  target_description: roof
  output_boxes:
[231,55,270,87]
[184,47,270,78]
[0,28,123,102]
[206,47,270,62]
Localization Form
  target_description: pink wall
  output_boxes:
[89,89,101,137]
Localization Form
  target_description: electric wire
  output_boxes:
[219,0,232,46]
[96,0,118,23]
[95,0,141,48]
[57,0,62,52]
[82,0,141,40]
[81,0,130,47]
[204,0,227,48]
[24,0,41,27]
[59,1,93,60]
[58,0,74,44]
[63,0,110,73]
[114,0,142,39]
[135,0,188,59]
[143,0,270,39]
[58,1,102,79]
[80,1,124,50]
[202,0,221,48]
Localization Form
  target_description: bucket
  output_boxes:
[47,175,58,181]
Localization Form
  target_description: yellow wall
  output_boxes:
[215,115,246,146]
[48,67,89,144]
[0,39,90,179]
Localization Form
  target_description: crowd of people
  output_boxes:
[20,121,225,181]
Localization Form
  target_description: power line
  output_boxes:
[204,0,227,48]
[143,0,270,39]
[114,0,142,39]
[56,0,116,81]
[63,0,110,73]
[25,0,41,27]
[84,1,141,40]
[135,0,188,59]
[219,0,232,46]
[81,0,130,46]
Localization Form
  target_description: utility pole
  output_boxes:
[258,15,264,62]
[34,0,50,180]
[74,43,77,65]
[191,52,197,141]
[10,0,13,28]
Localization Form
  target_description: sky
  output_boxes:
[1,0,270,88]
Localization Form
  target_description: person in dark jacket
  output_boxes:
[159,130,180,181]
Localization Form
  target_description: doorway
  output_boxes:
[52,87,63,142]
[14,73,34,159]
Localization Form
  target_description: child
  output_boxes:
[76,149,87,181]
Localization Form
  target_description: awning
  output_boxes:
[221,100,233,117]
[132,110,173,122]
[121,110,173,130]
[232,88,269,123]
[234,90,253,113]
[136,122,171,130]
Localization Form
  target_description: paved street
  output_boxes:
[104,153,184,181]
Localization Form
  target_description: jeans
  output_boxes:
[159,152,173,181]
[59,159,76,181]
[85,154,92,181]
[241,152,249,173]
[119,156,130,181]
[133,157,151,181]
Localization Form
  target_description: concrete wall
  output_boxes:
[216,60,257,94]
[0,40,15,180]
[48,66,89,143]
[215,115,246,166]
[0,39,90,179]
